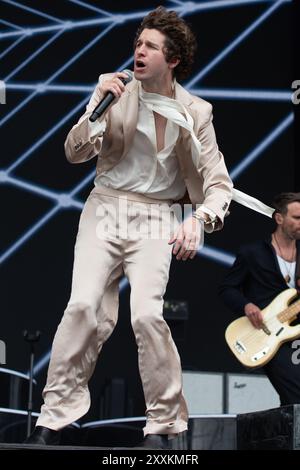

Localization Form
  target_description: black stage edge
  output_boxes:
[0,413,236,449]
[293,0,300,190]
[237,404,300,450]
[1,408,300,466]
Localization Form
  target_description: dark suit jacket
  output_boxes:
[219,237,300,317]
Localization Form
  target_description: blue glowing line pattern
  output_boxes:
[0,1,293,374]
[0,0,292,265]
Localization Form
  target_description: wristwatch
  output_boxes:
[192,212,209,224]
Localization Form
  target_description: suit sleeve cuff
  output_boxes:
[192,205,218,232]
[88,118,107,139]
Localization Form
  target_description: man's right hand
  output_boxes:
[244,302,263,329]
[99,72,128,100]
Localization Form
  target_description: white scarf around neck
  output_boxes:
[139,89,274,219]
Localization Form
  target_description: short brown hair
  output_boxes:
[134,6,197,81]
[272,192,300,216]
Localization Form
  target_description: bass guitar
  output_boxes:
[225,288,300,368]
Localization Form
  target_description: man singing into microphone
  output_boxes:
[25,6,232,449]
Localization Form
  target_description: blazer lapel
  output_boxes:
[174,82,194,177]
[174,81,194,107]
[267,238,297,288]
[120,80,139,158]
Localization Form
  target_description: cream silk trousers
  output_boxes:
[36,184,188,436]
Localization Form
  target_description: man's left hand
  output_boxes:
[168,215,203,261]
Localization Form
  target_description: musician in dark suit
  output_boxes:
[219,192,300,405]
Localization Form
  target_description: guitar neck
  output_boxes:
[278,298,300,323]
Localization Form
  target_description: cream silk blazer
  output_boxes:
[65,75,233,232]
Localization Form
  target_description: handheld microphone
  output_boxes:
[89,69,133,123]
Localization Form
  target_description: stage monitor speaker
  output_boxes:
[226,372,280,414]
[182,371,224,414]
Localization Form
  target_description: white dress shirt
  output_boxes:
[276,255,296,288]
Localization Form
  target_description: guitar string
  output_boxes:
[238,298,300,345]
[239,314,298,350]
[237,309,295,345]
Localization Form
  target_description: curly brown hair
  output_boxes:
[134,6,197,81]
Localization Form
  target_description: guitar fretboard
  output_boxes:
[278,298,300,323]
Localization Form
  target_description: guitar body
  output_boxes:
[225,288,300,368]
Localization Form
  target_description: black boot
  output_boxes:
[24,426,61,445]
[135,434,169,449]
